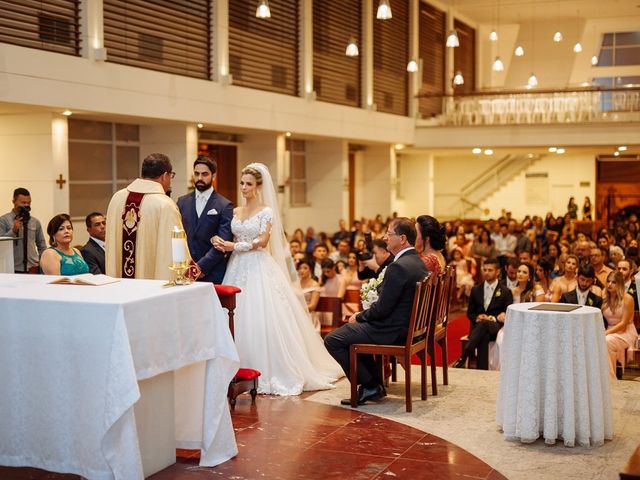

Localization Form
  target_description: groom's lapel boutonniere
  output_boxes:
[495,288,502,298]
[587,297,593,306]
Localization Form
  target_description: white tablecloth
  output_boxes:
[0,238,14,273]
[496,302,613,447]
[0,274,239,479]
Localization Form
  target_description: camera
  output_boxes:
[357,250,373,262]
[16,205,31,222]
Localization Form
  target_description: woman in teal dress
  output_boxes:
[40,214,89,276]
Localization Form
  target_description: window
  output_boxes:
[103,0,211,79]
[418,2,446,118]
[229,0,299,96]
[0,0,80,56]
[593,76,640,111]
[373,0,409,116]
[597,31,640,67]
[312,0,361,107]
[68,119,140,219]
[286,139,307,206]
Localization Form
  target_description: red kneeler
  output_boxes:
[214,284,261,410]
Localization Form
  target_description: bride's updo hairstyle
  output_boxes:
[241,165,263,186]
[416,215,446,251]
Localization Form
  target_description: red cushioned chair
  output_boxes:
[214,284,261,410]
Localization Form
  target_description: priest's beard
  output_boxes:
[195,180,212,192]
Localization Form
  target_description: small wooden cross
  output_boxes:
[56,174,67,190]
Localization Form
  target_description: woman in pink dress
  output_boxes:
[602,271,638,379]
[342,251,363,317]
[415,215,446,274]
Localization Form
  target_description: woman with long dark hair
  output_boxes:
[415,215,446,274]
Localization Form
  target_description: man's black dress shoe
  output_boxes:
[340,384,383,406]
[452,358,466,368]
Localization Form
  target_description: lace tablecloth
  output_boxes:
[496,302,613,447]
[0,274,239,479]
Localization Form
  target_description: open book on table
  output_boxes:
[49,274,120,286]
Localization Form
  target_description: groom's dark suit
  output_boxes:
[324,249,428,387]
[177,189,233,284]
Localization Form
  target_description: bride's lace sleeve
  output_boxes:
[259,207,273,235]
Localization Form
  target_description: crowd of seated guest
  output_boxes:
[290,210,640,379]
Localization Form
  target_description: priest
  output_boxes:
[105,153,187,280]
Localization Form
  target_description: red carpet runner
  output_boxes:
[413,310,469,366]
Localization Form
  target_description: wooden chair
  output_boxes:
[348,274,437,412]
[317,296,343,337]
[342,288,363,322]
[427,265,456,395]
[214,284,260,410]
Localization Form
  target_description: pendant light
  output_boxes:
[376,0,392,20]
[446,30,460,48]
[527,3,538,87]
[453,71,465,85]
[515,45,524,56]
[527,73,538,87]
[492,56,504,72]
[255,0,271,19]
[553,31,563,42]
[345,37,359,57]
[490,30,498,42]
[591,55,599,65]
[406,59,418,72]
[572,10,582,53]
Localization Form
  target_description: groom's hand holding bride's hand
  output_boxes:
[211,235,230,252]
[348,313,358,324]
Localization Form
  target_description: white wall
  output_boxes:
[394,152,433,218]
[139,124,197,200]
[355,145,392,220]
[286,139,347,234]
[480,153,596,220]
[0,43,415,146]
[0,113,59,233]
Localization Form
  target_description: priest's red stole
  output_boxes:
[121,191,144,278]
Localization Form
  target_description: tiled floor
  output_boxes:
[0,394,507,480]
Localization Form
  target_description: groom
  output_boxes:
[177,156,234,283]
[324,217,428,405]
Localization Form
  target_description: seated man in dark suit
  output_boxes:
[560,263,603,308]
[177,156,234,283]
[324,217,429,406]
[80,212,106,274]
[453,258,513,370]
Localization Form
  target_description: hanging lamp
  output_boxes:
[255,0,271,19]
[345,37,359,57]
[376,0,392,20]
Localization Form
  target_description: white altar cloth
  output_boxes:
[0,274,239,479]
[496,302,613,447]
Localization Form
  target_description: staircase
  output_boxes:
[455,154,543,217]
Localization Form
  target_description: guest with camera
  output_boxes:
[0,188,47,273]
[357,238,393,281]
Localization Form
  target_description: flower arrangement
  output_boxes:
[360,266,387,310]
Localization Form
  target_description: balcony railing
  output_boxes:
[417,86,640,126]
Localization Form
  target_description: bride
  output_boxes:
[212,163,342,395]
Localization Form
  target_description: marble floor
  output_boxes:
[0,393,506,480]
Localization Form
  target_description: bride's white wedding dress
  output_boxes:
[223,207,342,395]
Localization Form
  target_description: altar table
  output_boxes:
[0,274,239,479]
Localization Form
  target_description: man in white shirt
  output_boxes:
[80,212,106,274]
[494,223,516,270]
[617,259,639,311]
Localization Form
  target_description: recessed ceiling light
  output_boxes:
[556,148,565,154]
[618,146,628,151]
[197,123,203,129]
[62,110,72,116]
[395,144,405,150]
[472,148,482,154]
[484,149,494,155]
[285,132,292,137]
[548,147,557,152]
